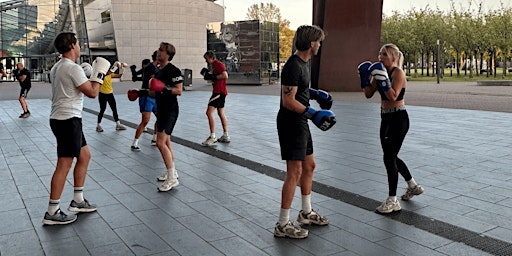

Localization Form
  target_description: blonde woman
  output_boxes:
[358,43,424,214]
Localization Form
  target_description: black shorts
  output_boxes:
[156,107,179,135]
[277,112,313,160]
[208,93,226,108]
[20,87,30,98]
[50,117,87,157]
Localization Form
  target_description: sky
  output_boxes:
[222,0,508,29]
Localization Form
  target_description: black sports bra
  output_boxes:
[377,67,405,101]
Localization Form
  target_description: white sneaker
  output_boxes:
[96,125,103,132]
[376,198,401,214]
[157,171,168,181]
[401,185,425,201]
[116,123,126,130]
[158,177,179,192]
[201,136,217,146]
[274,221,308,239]
[217,134,231,143]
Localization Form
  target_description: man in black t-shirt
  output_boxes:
[274,25,334,239]
[151,42,183,192]
[16,62,31,118]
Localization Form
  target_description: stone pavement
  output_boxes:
[1,79,512,255]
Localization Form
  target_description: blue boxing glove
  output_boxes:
[357,61,372,88]
[309,88,333,110]
[303,106,336,131]
[369,62,391,92]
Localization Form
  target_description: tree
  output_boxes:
[246,3,293,62]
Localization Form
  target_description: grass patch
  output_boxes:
[405,68,512,82]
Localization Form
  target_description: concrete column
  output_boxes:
[312,0,383,92]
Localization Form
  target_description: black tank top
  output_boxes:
[378,67,405,101]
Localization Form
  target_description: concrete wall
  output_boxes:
[109,0,224,80]
[312,0,382,92]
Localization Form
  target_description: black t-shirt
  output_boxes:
[154,63,184,110]
[17,68,31,88]
[141,63,158,90]
[279,55,310,117]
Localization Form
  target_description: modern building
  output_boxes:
[0,0,225,81]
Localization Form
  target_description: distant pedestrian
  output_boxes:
[358,43,424,214]
[96,61,128,132]
[43,32,110,225]
[16,62,31,118]
[200,51,230,146]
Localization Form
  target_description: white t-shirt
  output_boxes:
[50,58,89,120]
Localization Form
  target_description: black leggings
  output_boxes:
[380,110,412,196]
[98,92,119,123]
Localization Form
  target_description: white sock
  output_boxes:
[278,208,290,226]
[73,187,84,203]
[301,194,312,213]
[210,133,216,138]
[388,196,397,201]
[167,168,174,179]
[223,132,229,137]
[407,178,418,188]
[172,167,178,177]
[152,134,157,141]
[116,121,121,125]
[48,199,60,215]
[97,123,101,127]
[132,139,139,147]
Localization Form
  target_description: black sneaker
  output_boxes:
[42,209,77,225]
[68,199,97,213]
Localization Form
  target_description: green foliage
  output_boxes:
[382,1,512,79]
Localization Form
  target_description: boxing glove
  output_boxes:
[127,89,139,101]
[200,67,209,76]
[303,106,337,131]
[149,78,165,92]
[309,88,333,110]
[80,62,92,78]
[357,61,372,88]
[369,62,391,92]
[90,57,111,84]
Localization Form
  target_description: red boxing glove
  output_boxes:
[149,78,165,92]
[127,89,139,101]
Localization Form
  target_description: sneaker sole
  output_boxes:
[131,148,141,152]
[158,181,179,192]
[273,231,308,239]
[42,217,77,225]
[68,206,97,213]
[375,207,401,214]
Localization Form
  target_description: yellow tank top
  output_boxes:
[99,74,113,94]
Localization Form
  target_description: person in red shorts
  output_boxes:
[200,51,230,146]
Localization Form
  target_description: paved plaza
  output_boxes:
[0,79,511,255]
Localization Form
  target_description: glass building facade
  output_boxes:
[0,0,225,81]
[207,20,279,85]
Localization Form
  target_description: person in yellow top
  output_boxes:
[96,61,127,132]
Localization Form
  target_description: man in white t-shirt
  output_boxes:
[43,32,111,225]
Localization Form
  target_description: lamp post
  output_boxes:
[436,40,440,84]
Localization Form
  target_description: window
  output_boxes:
[101,10,111,23]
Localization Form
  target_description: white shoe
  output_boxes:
[401,185,425,201]
[96,125,103,132]
[201,136,217,146]
[217,134,231,143]
[158,177,179,192]
[157,171,168,181]
[376,198,401,214]
[116,123,126,130]
[172,169,179,179]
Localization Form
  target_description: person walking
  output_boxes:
[150,42,183,191]
[131,51,159,151]
[16,62,31,118]
[358,43,424,214]
[43,32,110,225]
[200,51,230,146]
[96,61,127,132]
[274,25,336,239]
